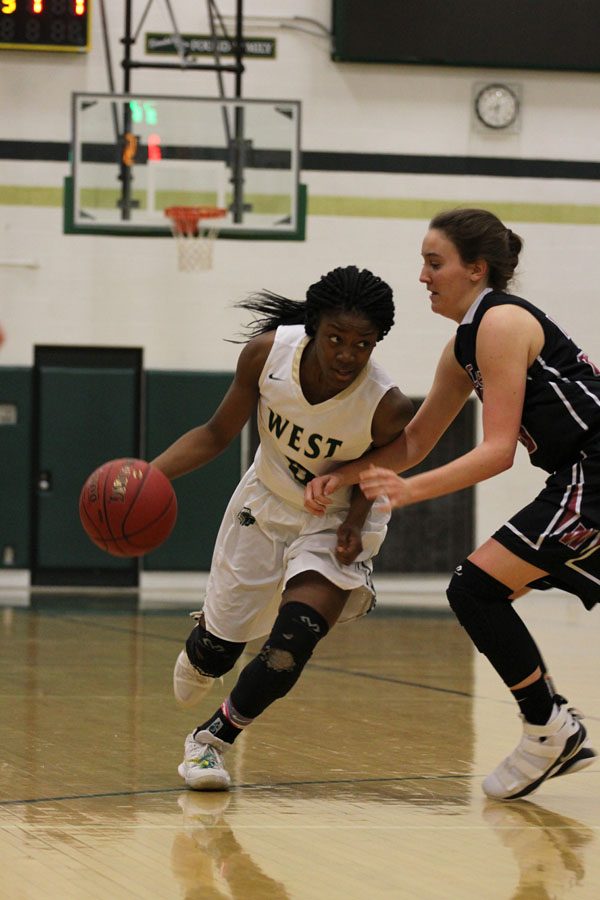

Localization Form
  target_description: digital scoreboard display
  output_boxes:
[0,0,90,52]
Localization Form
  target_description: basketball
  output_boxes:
[79,458,177,557]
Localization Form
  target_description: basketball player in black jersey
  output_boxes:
[305,208,600,801]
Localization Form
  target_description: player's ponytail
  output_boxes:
[234,291,306,339]
[233,265,395,342]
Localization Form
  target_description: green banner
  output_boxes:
[145,33,276,58]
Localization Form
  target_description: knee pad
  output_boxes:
[447,559,541,687]
[230,601,329,719]
[186,618,245,678]
[261,601,329,673]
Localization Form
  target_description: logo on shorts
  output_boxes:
[559,522,599,552]
[237,506,256,526]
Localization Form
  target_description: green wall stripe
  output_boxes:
[0,186,63,206]
[308,195,600,225]
[75,188,291,215]
[2,184,600,225]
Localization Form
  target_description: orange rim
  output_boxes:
[165,205,227,234]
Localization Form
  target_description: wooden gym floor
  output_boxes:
[1,588,599,899]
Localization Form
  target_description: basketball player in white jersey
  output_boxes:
[152,265,413,790]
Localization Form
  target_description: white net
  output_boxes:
[165,207,226,273]
[173,227,219,272]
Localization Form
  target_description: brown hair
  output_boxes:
[429,208,523,291]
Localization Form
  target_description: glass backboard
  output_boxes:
[64,92,305,240]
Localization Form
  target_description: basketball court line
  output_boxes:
[3,767,599,811]
[310,662,473,698]
[0,773,478,808]
[12,609,600,721]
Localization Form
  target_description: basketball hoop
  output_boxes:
[164,206,227,272]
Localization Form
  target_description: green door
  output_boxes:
[32,347,142,586]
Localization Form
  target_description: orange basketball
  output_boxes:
[79,458,177,557]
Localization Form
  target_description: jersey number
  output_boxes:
[285,456,315,486]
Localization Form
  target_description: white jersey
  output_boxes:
[253,324,396,510]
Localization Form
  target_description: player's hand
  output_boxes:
[335,521,362,565]
[359,465,412,510]
[304,473,341,515]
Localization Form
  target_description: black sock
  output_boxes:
[513,675,555,725]
[196,698,251,745]
[537,652,557,698]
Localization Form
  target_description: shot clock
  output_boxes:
[0,0,90,52]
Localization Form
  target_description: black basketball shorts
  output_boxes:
[493,445,600,609]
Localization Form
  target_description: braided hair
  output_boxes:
[236,265,395,341]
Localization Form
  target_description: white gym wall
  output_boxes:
[1,0,600,546]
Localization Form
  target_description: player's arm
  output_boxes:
[361,306,538,507]
[334,485,372,565]
[306,339,471,512]
[334,387,414,563]
[151,332,273,479]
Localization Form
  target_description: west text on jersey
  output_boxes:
[267,407,344,459]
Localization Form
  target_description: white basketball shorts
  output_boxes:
[202,465,389,642]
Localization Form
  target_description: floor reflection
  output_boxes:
[1,598,599,898]
[482,798,596,899]
[172,793,289,900]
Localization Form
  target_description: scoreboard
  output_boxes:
[0,0,90,52]
[331,0,600,73]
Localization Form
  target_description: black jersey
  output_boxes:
[454,290,600,473]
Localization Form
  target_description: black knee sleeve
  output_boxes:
[447,559,543,687]
[186,620,246,678]
[230,601,329,719]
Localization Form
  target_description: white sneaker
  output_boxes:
[551,739,597,778]
[173,650,216,708]
[549,697,597,779]
[178,731,231,791]
[483,703,587,800]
